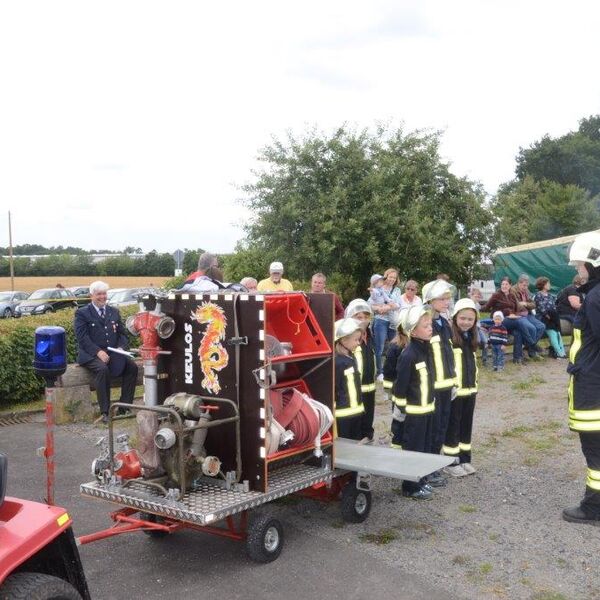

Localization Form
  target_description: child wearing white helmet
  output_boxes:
[345,299,377,444]
[392,305,436,500]
[421,279,458,488]
[443,298,480,477]
[334,318,365,440]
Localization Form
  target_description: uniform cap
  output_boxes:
[345,298,373,318]
[334,318,361,341]
[422,279,456,303]
[452,298,479,317]
[399,305,431,335]
[568,231,600,267]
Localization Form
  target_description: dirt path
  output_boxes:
[283,358,598,600]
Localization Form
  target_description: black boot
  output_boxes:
[562,505,600,525]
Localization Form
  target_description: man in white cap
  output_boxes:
[257,261,293,293]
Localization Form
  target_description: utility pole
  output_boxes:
[8,211,15,291]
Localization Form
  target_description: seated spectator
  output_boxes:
[556,274,584,323]
[534,277,566,358]
[240,277,258,293]
[179,252,222,293]
[512,274,546,351]
[257,262,293,293]
[310,272,344,319]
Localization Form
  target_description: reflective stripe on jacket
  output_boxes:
[453,346,478,397]
[335,354,364,418]
[430,317,457,390]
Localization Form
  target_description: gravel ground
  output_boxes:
[277,358,599,600]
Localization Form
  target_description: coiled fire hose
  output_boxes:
[267,388,333,456]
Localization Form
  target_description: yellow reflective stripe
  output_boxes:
[570,408,600,421]
[459,442,472,451]
[586,471,600,490]
[336,366,364,418]
[588,468,600,481]
[457,388,477,397]
[57,513,70,527]
[569,419,600,432]
[405,403,435,415]
[569,328,582,363]
[353,347,364,376]
[432,336,456,389]
[417,361,429,410]
[361,384,376,393]
[392,395,407,407]
[390,443,402,449]
[442,444,460,455]
[383,379,393,390]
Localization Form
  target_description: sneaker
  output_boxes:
[358,436,374,445]
[421,483,434,493]
[403,487,433,500]
[445,464,468,477]
[461,463,476,475]
[562,505,600,525]
[426,471,447,487]
[376,374,384,382]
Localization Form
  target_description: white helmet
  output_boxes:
[422,280,456,303]
[569,231,600,267]
[345,298,373,319]
[334,318,361,341]
[452,298,479,317]
[399,305,431,335]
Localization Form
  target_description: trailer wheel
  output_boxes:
[340,483,372,523]
[245,513,284,563]
[0,572,82,600]
[140,512,169,538]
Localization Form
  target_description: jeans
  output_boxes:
[525,314,546,343]
[491,344,505,369]
[372,317,395,375]
[503,317,536,360]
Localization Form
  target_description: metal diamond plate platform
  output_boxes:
[81,463,333,525]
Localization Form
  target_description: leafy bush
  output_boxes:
[0,306,138,407]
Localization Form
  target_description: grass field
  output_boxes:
[0,276,172,293]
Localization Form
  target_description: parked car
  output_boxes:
[0,291,29,318]
[68,286,92,306]
[107,287,158,307]
[14,288,78,317]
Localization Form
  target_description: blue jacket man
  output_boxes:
[74,281,138,422]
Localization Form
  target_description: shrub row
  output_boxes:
[0,306,138,407]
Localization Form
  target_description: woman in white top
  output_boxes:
[398,280,423,310]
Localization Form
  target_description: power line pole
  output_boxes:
[8,211,15,291]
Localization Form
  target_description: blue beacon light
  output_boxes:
[34,326,67,384]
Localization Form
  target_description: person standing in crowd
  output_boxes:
[240,277,258,293]
[398,280,422,310]
[443,298,479,477]
[469,286,489,366]
[257,261,293,293]
[345,299,377,444]
[392,305,435,500]
[74,281,138,424]
[436,273,454,318]
[488,311,508,372]
[310,272,344,319]
[534,277,566,359]
[484,277,539,364]
[422,279,457,488]
[556,274,585,323]
[384,322,409,449]
[333,318,364,440]
[369,269,401,381]
[512,273,546,352]
[563,232,600,525]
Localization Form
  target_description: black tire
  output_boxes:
[0,572,82,600]
[139,512,169,538]
[340,482,372,523]
[245,513,284,563]
[3,308,12,318]
[43,308,53,314]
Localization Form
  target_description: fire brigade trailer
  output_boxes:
[78,291,452,563]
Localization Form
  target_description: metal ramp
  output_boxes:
[334,438,454,482]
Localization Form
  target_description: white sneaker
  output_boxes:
[461,463,476,475]
[445,464,468,477]
[376,374,384,382]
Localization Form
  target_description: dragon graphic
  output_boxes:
[190,302,229,394]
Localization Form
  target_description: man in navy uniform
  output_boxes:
[74,280,138,423]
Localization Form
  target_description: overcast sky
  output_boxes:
[1,1,599,254]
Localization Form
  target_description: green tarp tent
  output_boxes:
[493,229,600,294]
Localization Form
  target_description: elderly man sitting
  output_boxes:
[257,261,293,293]
[179,252,222,293]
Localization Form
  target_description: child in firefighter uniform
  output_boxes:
[563,231,600,525]
[443,298,479,477]
[345,299,377,444]
[334,318,364,441]
[421,279,457,487]
[384,322,409,449]
[392,305,436,500]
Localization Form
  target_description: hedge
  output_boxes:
[0,306,138,407]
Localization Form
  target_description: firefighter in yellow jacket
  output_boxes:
[563,231,600,525]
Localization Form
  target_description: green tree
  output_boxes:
[237,125,494,297]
